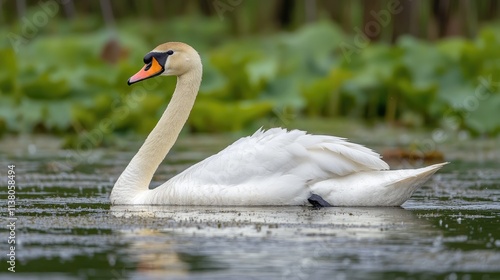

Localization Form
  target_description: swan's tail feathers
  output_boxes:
[310,162,448,206]
[390,162,448,186]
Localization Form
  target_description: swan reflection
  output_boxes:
[111,206,430,239]
[111,206,436,277]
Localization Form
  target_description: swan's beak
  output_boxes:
[127,57,164,85]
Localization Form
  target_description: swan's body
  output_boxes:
[110,42,446,206]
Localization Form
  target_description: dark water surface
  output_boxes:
[1,133,499,280]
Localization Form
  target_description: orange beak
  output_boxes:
[127,57,164,85]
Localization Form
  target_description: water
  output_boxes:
[1,133,499,280]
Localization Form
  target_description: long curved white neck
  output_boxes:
[111,68,202,204]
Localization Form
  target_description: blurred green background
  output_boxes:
[1,0,500,148]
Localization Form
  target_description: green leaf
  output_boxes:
[464,94,500,134]
[22,73,70,100]
[190,99,273,132]
[0,48,18,94]
[302,68,352,117]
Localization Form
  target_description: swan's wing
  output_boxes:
[148,128,390,205]
[173,128,389,186]
[143,128,447,206]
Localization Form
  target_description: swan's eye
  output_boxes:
[166,50,174,55]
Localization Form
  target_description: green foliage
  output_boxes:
[190,99,273,132]
[302,69,352,117]
[1,18,500,144]
[337,30,500,134]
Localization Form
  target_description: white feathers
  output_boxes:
[134,128,446,206]
[311,163,447,206]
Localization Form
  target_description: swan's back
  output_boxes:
[176,128,388,184]
[140,128,412,206]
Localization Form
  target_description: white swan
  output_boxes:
[110,42,447,206]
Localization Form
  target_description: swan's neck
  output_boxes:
[111,69,202,204]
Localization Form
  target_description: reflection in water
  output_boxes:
[110,205,433,240]
[118,227,230,278]
[117,229,188,279]
[111,205,427,230]
[111,206,436,278]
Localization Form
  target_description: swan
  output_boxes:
[110,42,447,207]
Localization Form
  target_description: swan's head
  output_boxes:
[127,42,201,85]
